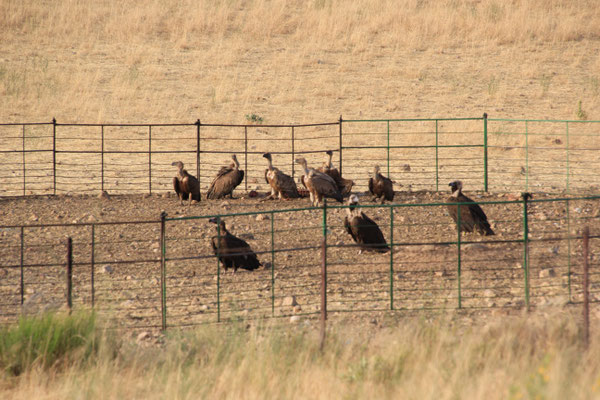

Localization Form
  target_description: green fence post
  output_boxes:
[322,200,328,314]
[435,119,439,192]
[522,194,530,310]
[483,113,488,192]
[338,116,343,175]
[566,199,572,302]
[216,216,221,323]
[566,122,570,193]
[387,120,390,177]
[196,119,201,190]
[525,120,529,191]
[271,211,275,317]
[389,206,394,310]
[160,212,167,331]
[20,226,24,306]
[91,224,95,308]
[457,205,462,309]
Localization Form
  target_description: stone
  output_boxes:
[136,332,150,342]
[162,192,171,198]
[98,191,110,200]
[293,305,302,314]
[102,265,113,274]
[539,268,556,278]
[256,214,269,221]
[281,295,298,307]
[435,270,449,278]
[463,243,488,251]
[290,315,301,324]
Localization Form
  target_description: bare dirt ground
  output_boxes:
[1,189,599,334]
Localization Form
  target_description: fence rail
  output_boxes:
[2,115,599,197]
[1,195,598,329]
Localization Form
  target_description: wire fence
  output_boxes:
[1,195,598,329]
[1,116,599,197]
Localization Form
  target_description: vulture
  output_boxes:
[447,180,495,236]
[368,165,394,203]
[209,218,262,273]
[172,161,201,205]
[318,150,354,197]
[263,153,300,199]
[343,195,390,254]
[206,154,244,199]
[295,157,343,206]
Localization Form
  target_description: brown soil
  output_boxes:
[1,189,599,332]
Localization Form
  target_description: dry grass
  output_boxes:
[1,0,599,123]
[1,309,599,399]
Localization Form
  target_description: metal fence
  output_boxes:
[1,195,599,329]
[2,116,599,197]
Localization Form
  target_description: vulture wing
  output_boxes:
[273,170,300,198]
[355,212,389,252]
[311,172,343,203]
[368,177,375,196]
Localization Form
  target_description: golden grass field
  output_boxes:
[2,1,600,398]
[1,0,599,124]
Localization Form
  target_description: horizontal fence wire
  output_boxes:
[0,195,598,328]
[1,116,599,197]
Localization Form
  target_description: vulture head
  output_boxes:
[295,157,308,170]
[171,161,184,170]
[347,194,360,214]
[449,180,463,195]
[208,217,227,233]
[325,150,333,156]
[262,153,273,162]
[373,165,381,175]
[231,154,240,168]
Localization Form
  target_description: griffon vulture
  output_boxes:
[206,154,244,199]
[295,157,343,206]
[343,194,390,254]
[172,161,201,205]
[447,180,494,236]
[368,165,394,203]
[262,153,300,199]
[209,218,262,273]
[319,150,354,197]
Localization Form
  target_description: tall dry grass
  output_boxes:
[1,310,599,399]
[1,0,599,122]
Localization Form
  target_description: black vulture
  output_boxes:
[343,194,390,254]
[318,150,354,197]
[295,157,343,206]
[206,154,244,199]
[209,218,262,273]
[263,153,300,199]
[172,161,201,205]
[447,180,494,236]
[368,165,394,203]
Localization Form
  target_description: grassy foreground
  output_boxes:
[0,310,598,399]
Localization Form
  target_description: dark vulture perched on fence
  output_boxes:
[295,157,343,206]
[171,161,201,205]
[318,150,354,197]
[206,154,244,199]
[343,194,390,254]
[447,180,495,236]
[209,218,262,273]
[368,165,394,203]
[262,153,300,200]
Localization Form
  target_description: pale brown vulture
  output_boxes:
[206,154,244,199]
[343,195,389,254]
[318,150,354,197]
[263,153,299,199]
[172,161,201,205]
[368,165,394,203]
[209,218,261,273]
[295,157,343,206]
[447,180,494,236]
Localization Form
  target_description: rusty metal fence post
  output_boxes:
[22,125,26,196]
[338,116,343,175]
[66,237,73,313]
[196,119,201,190]
[244,126,248,192]
[160,212,167,331]
[91,224,95,308]
[148,125,152,194]
[583,226,590,349]
[52,118,56,195]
